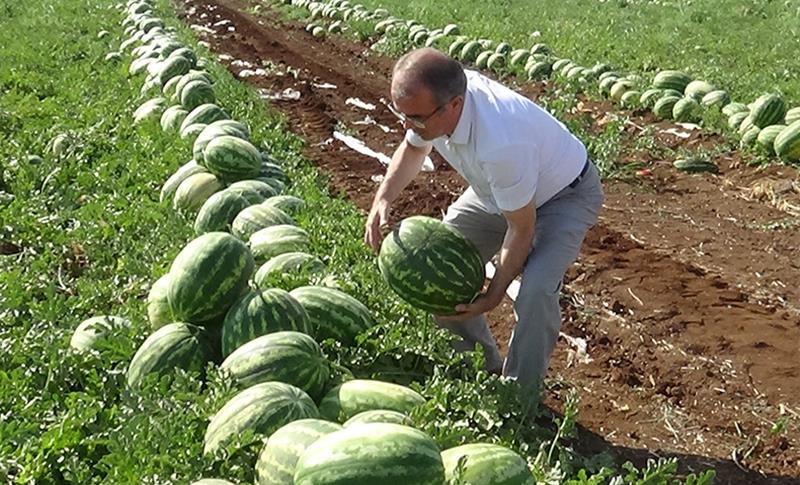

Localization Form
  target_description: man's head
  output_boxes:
[390,48,466,140]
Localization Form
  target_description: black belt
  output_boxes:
[568,159,590,189]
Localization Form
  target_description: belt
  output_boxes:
[568,159,590,189]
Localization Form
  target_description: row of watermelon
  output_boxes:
[284,0,800,163]
[68,1,530,484]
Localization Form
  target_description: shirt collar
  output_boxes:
[447,87,473,145]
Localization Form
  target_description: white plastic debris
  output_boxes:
[353,115,392,133]
[312,82,337,89]
[259,88,301,101]
[212,19,231,27]
[239,68,270,78]
[217,53,233,61]
[333,131,434,171]
[231,59,252,68]
[661,128,692,139]
[190,24,215,35]
[346,97,376,111]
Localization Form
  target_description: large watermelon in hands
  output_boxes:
[378,216,484,315]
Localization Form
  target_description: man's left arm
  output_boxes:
[440,200,536,320]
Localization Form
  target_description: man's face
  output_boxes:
[389,85,449,141]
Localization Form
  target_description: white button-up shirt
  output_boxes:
[406,69,587,213]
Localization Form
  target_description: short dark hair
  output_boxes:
[393,48,467,106]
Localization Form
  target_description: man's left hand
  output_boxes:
[437,292,503,322]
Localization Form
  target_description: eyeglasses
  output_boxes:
[386,97,452,130]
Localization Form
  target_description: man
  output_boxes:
[364,47,604,396]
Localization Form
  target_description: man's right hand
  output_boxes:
[364,200,390,253]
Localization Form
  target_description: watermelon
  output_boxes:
[221,288,311,356]
[157,55,191,86]
[168,232,255,324]
[319,379,426,422]
[259,155,288,182]
[609,79,634,101]
[147,273,173,330]
[254,252,326,290]
[756,125,786,154]
[742,126,763,149]
[653,70,692,92]
[722,102,749,117]
[194,189,258,235]
[173,71,214,102]
[785,107,800,125]
[598,76,619,97]
[181,80,216,111]
[70,316,131,352]
[260,195,305,215]
[256,419,342,485]
[180,103,228,134]
[194,120,250,162]
[684,80,716,101]
[475,50,492,70]
[249,224,310,261]
[672,158,719,174]
[294,423,445,485]
[620,90,641,109]
[750,93,786,128]
[448,37,468,58]
[653,95,681,120]
[289,286,376,344]
[377,216,484,315]
[441,443,533,485]
[728,111,750,131]
[161,160,206,203]
[487,53,505,72]
[701,89,730,108]
[442,23,459,36]
[203,135,262,182]
[168,47,197,66]
[509,49,529,68]
[526,61,551,80]
[203,382,319,456]
[343,409,413,427]
[160,105,188,132]
[180,123,208,143]
[133,97,167,124]
[459,41,481,62]
[494,42,512,55]
[775,120,800,161]
[126,322,216,389]
[231,205,294,241]
[228,180,278,200]
[220,331,329,399]
[173,172,223,215]
[672,97,701,123]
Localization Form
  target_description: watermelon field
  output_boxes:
[1,0,799,483]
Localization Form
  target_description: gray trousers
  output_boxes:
[434,160,604,393]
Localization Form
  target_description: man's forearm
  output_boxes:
[372,140,430,206]
[485,223,535,304]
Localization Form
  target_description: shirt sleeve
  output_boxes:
[404,129,433,148]
[481,143,540,212]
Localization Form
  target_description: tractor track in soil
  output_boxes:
[178,1,800,482]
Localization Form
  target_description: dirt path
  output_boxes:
[178,1,800,481]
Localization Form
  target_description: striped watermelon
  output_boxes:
[256,419,342,485]
[294,423,445,485]
[70,316,131,352]
[161,159,206,203]
[232,205,294,241]
[220,331,329,399]
[160,105,188,132]
[319,379,426,422]
[740,125,761,148]
[203,382,319,456]
[168,232,255,324]
[180,103,228,134]
[343,409,413,427]
[193,120,250,163]
[180,123,207,144]
[441,443,533,485]
[684,80,715,101]
[221,288,311,356]
[377,216,484,315]
[487,53,506,72]
[728,111,750,131]
[156,55,191,86]
[126,322,216,389]
[260,195,305,215]
[289,286,376,344]
[598,76,619,97]
[254,252,326,291]
[173,172,223,215]
[460,41,481,62]
[722,102,749,117]
[228,180,278,200]
[133,97,167,124]
[756,125,785,153]
[173,70,214,103]
[180,80,215,110]
[259,155,288,182]
[203,135,262,183]
[526,61,551,80]
[750,93,786,128]
[194,189,259,235]
[620,90,640,109]
[249,224,310,262]
[785,107,800,125]
[147,273,172,330]
[653,70,692,92]
[653,95,681,120]
[672,97,701,123]
[701,90,730,108]
[775,120,800,161]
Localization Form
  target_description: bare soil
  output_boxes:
[178,1,800,482]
